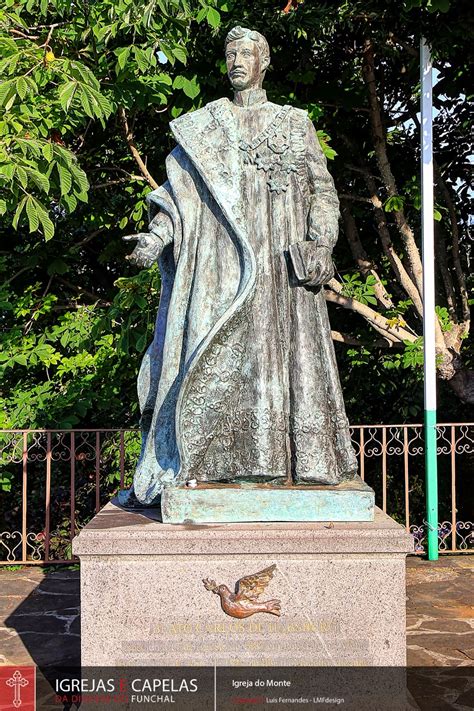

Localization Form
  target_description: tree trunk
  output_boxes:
[447,367,474,405]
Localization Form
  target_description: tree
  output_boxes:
[0,0,472,437]
[185,0,473,402]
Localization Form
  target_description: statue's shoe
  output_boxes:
[116,485,160,509]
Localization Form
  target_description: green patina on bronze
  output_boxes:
[119,26,370,521]
[161,477,374,523]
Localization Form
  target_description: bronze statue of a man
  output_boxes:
[122,26,357,505]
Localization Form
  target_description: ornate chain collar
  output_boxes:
[237,105,296,194]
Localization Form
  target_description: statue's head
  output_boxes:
[224,26,270,91]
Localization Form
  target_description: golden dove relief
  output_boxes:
[203,564,281,619]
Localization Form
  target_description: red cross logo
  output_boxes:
[0,666,35,710]
[6,671,29,708]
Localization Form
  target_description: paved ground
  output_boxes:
[0,565,80,667]
[0,557,472,708]
[405,557,474,710]
[406,557,474,668]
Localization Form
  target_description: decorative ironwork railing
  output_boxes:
[0,424,472,564]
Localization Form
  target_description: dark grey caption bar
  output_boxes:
[35,666,473,711]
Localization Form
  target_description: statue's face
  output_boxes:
[226,38,265,91]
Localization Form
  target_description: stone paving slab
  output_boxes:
[406,557,474,668]
[0,567,80,667]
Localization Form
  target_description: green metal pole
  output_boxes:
[421,39,438,561]
[424,411,438,560]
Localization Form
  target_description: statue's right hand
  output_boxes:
[123,233,162,268]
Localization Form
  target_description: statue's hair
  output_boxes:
[224,26,270,62]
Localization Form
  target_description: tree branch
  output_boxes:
[325,279,417,343]
[345,164,381,181]
[331,330,402,348]
[386,33,418,57]
[434,221,458,322]
[118,107,159,190]
[23,276,54,335]
[362,37,424,298]
[434,160,470,327]
[340,132,425,320]
[4,266,33,285]
[57,277,110,305]
[91,176,146,190]
[368,187,425,317]
[74,228,107,248]
[318,101,370,113]
[9,29,40,39]
[338,193,373,204]
[340,201,394,308]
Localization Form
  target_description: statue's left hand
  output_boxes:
[123,233,163,268]
[289,242,334,287]
[304,245,334,287]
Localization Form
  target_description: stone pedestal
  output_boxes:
[73,502,413,667]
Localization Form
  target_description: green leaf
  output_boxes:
[384,195,405,212]
[427,0,450,12]
[0,52,21,76]
[78,85,94,118]
[115,46,131,72]
[159,42,176,65]
[35,202,55,241]
[80,86,112,119]
[69,164,89,193]
[143,0,159,26]
[12,195,27,229]
[172,46,187,65]
[67,61,100,90]
[206,7,221,27]
[25,167,50,194]
[62,193,77,212]
[323,145,337,161]
[47,259,69,275]
[173,75,186,89]
[42,143,54,162]
[183,76,200,99]
[0,79,14,107]
[16,77,27,100]
[157,73,172,86]
[25,196,39,232]
[0,163,15,181]
[58,81,77,112]
[134,47,149,73]
[136,333,147,351]
[317,130,337,160]
[15,165,28,188]
[58,164,72,196]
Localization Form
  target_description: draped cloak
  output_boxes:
[132,96,358,504]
